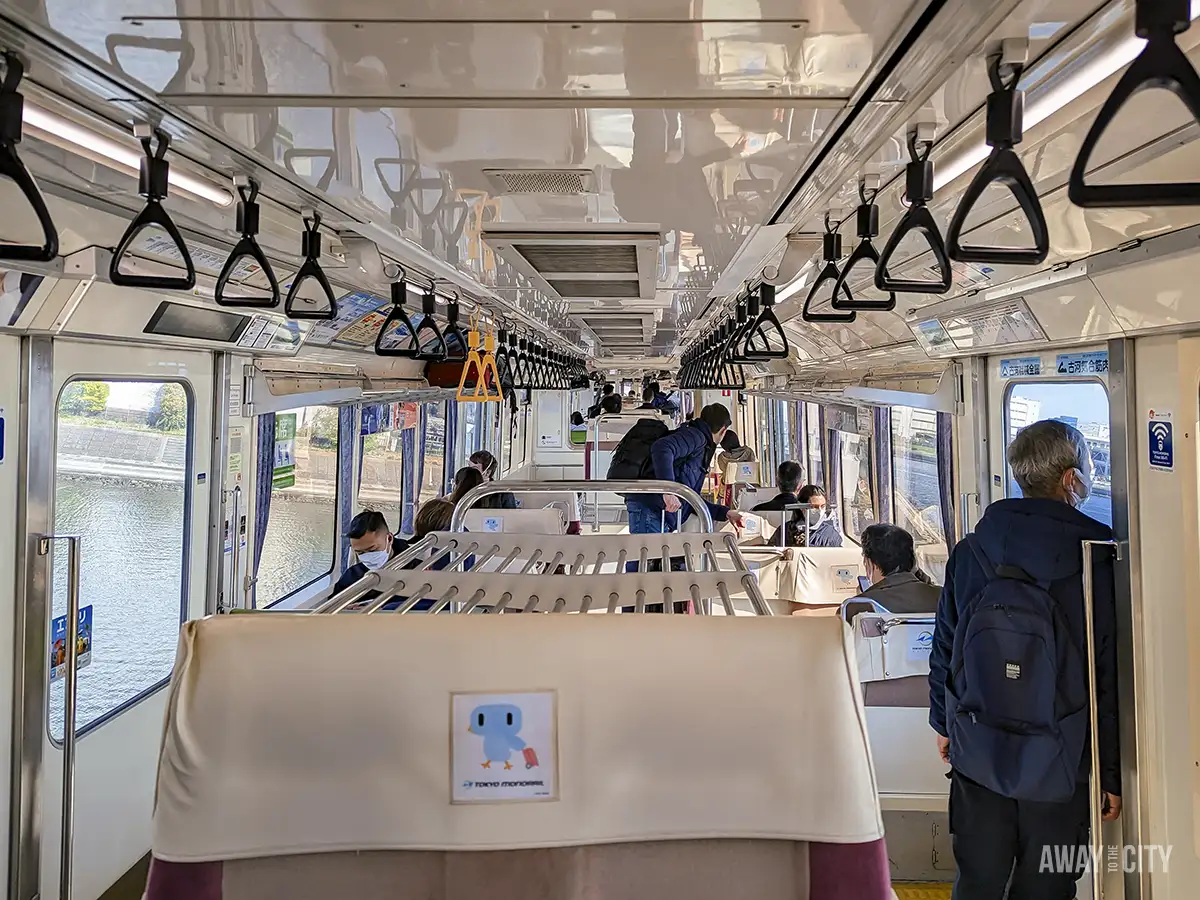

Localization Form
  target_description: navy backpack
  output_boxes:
[945,536,1090,802]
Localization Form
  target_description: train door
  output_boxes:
[12,338,213,900]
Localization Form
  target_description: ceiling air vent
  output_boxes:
[482,223,661,303]
[483,168,597,195]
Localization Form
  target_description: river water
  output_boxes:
[48,475,340,738]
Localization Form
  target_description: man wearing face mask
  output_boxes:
[332,510,407,595]
[928,419,1120,900]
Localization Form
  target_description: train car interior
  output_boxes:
[0,0,1199,897]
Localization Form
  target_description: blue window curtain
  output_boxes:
[416,404,428,501]
[252,412,276,608]
[873,406,893,524]
[937,411,958,547]
[444,400,457,494]
[401,426,417,533]
[336,406,355,573]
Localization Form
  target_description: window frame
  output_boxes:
[49,375,195,742]
[1001,376,1111,509]
[258,403,344,608]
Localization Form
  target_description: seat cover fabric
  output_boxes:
[152,614,883,862]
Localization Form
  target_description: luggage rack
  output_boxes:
[315,481,771,616]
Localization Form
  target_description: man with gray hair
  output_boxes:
[929,419,1120,899]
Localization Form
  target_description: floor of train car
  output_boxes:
[892,885,952,899]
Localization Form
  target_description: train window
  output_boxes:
[891,406,948,568]
[51,379,190,739]
[1004,381,1112,526]
[420,401,446,503]
[805,403,824,488]
[257,405,340,605]
[357,406,404,530]
[839,432,875,543]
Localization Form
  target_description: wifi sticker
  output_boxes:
[1148,410,1174,471]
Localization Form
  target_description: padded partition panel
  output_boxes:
[152,615,883,862]
[785,548,867,606]
[462,508,566,535]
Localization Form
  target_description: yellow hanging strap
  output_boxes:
[456,310,486,402]
[478,322,503,401]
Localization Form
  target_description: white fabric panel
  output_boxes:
[462,508,566,535]
[853,614,938,683]
[786,547,866,606]
[152,615,883,861]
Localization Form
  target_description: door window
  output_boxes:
[1004,382,1112,526]
[358,405,404,531]
[891,406,948,571]
[257,405,340,604]
[51,379,191,738]
[839,432,875,543]
[421,401,446,502]
[805,403,824,489]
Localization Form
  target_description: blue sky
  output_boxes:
[1010,382,1109,426]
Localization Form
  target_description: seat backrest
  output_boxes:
[511,491,581,523]
[462,507,566,535]
[851,610,937,684]
[782,546,866,607]
[151,615,884,862]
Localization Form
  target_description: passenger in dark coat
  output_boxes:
[929,419,1120,900]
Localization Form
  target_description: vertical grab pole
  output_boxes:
[227,486,241,612]
[38,534,81,900]
[1082,538,1117,900]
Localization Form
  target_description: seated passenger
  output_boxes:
[715,430,756,471]
[331,510,408,595]
[449,465,485,506]
[798,485,844,547]
[468,450,517,509]
[850,524,940,614]
[752,460,803,513]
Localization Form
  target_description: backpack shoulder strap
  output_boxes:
[963,534,997,581]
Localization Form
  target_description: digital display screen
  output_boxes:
[144,301,250,343]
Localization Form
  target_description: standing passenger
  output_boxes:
[929,419,1120,900]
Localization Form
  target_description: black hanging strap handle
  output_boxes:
[375,271,421,358]
[443,292,468,362]
[802,216,857,323]
[832,184,897,311]
[0,52,58,263]
[947,54,1049,263]
[876,132,953,293]
[741,282,790,359]
[1070,0,1200,207]
[284,211,337,320]
[215,178,280,308]
[110,127,196,290]
[413,285,447,361]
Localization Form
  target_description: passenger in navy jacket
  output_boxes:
[624,402,744,534]
[929,419,1120,899]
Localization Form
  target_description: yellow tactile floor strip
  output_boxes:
[891,883,953,900]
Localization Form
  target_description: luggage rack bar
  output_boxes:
[313,530,770,615]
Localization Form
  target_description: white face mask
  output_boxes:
[357,549,389,570]
[1066,465,1093,509]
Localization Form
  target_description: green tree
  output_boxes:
[60,381,109,417]
[310,407,339,449]
[153,383,188,432]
